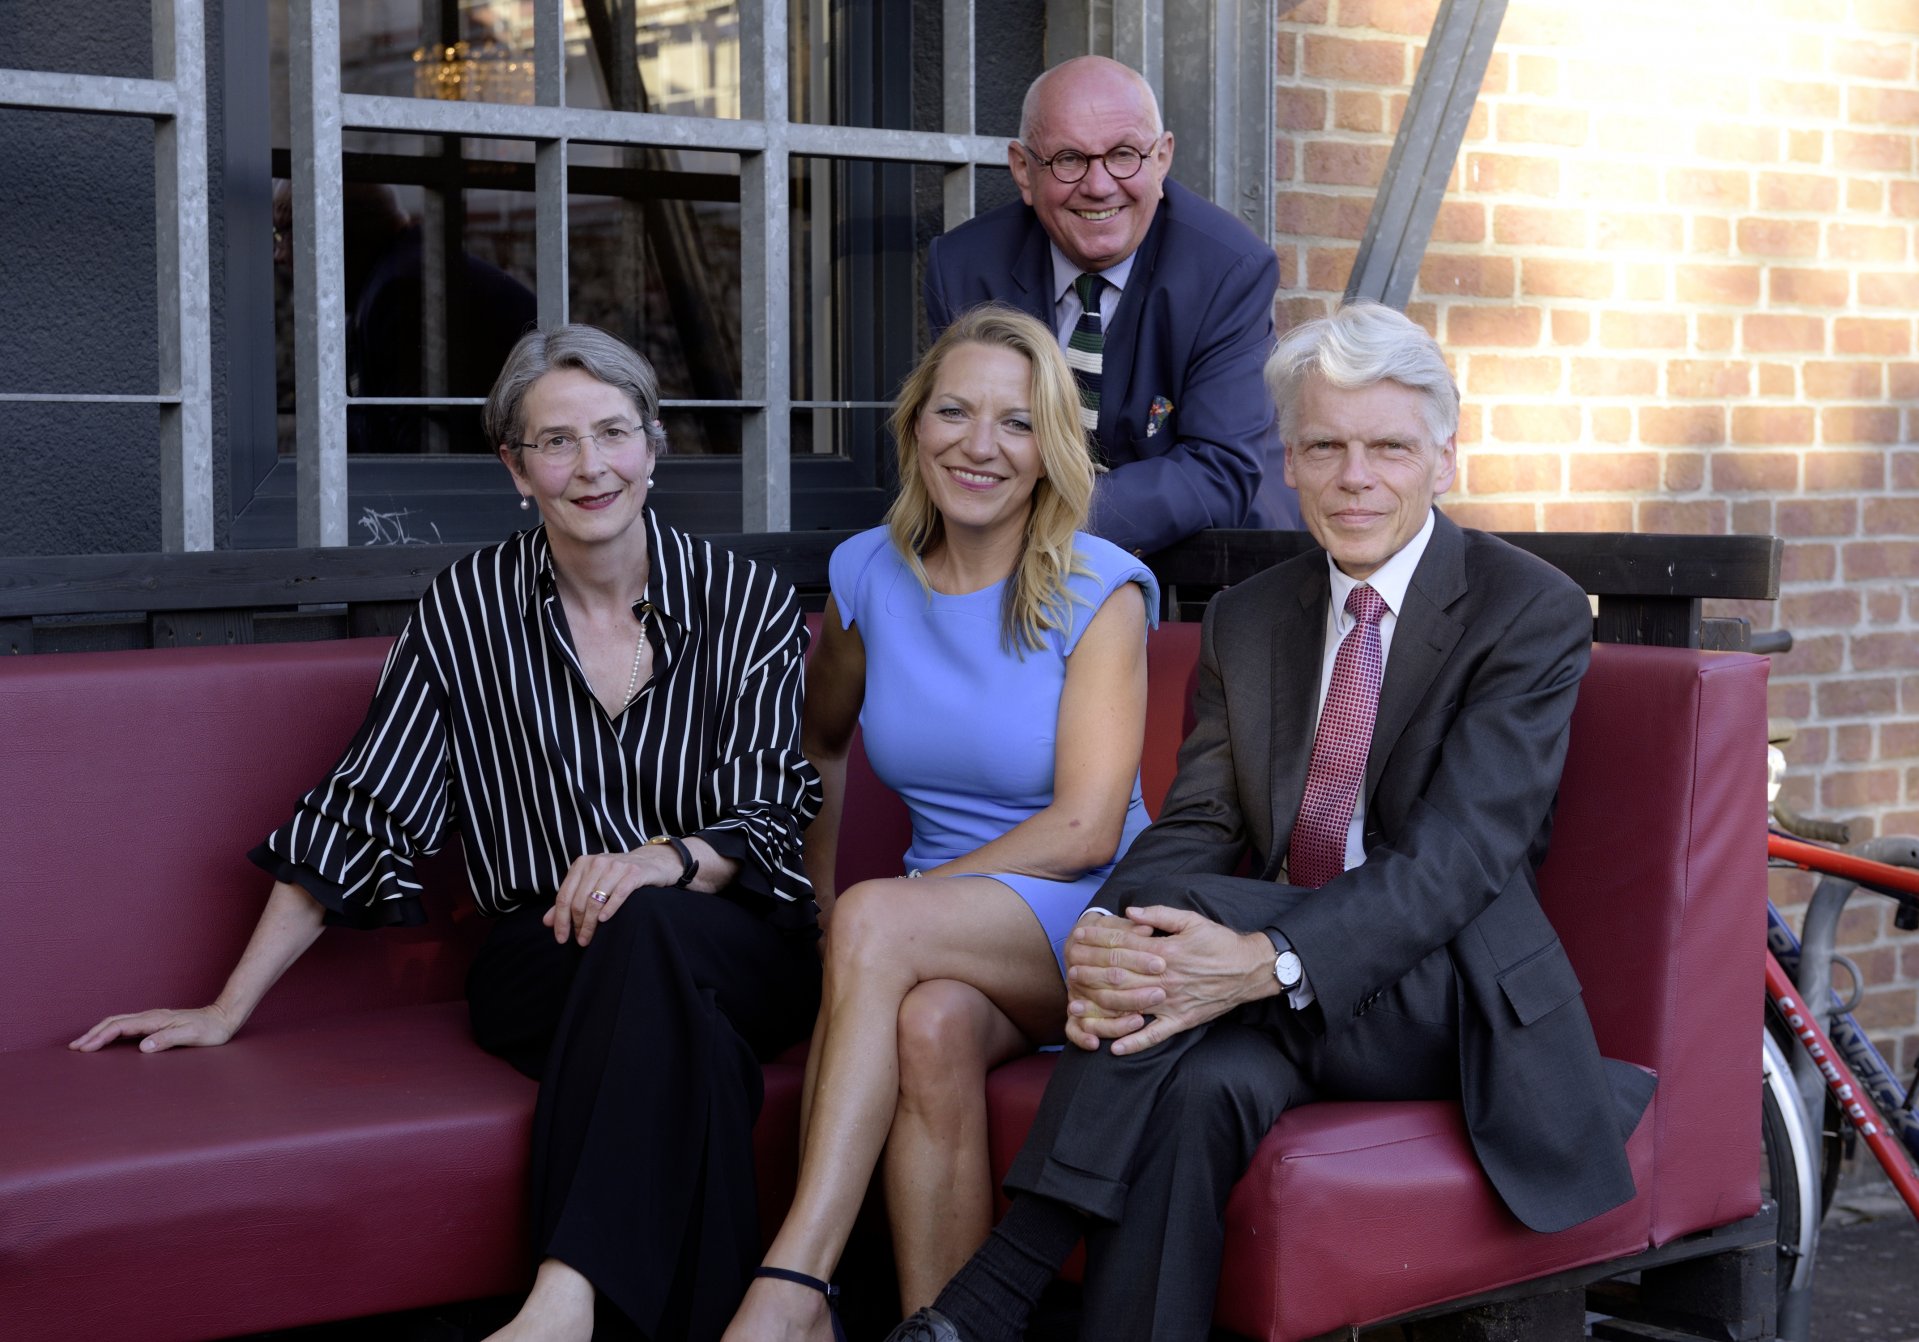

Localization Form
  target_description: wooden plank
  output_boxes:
[150,609,254,649]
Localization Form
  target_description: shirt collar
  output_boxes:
[520,507,682,631]
[1049,241,1139,308]
[1325,508,1436,627]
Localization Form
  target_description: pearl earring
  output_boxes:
[519,495,531,511]
[647,476,656,487]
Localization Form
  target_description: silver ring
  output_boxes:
[589,889,610,904]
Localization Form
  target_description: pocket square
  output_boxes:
[1146,396,1174,438]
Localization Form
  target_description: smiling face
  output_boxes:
[914,341,1046,545]
[499,367,655,552]
[1283,375,1456,580]
[1011,58,1173,275]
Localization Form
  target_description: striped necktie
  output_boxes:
[1288,583,1388,889]
[1067,272,1106,432]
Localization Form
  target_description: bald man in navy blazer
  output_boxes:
[925,56,1298,554]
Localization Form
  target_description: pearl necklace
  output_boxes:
[622,609,652,706]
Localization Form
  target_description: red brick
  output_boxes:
[1490,405,1582,443]
[1599,312,1687,350]
[1466,153,1560,197]
[1819,677,1901,718]
[1698,314,1736,352]
[1894,364,1919,398]
[1825,768,1903,812]
[1448,307,1544,347]
[1865,499,1919,533]
[1761,78,1843,120]
[1598,114,1674,156]
[1305,246,1358,290]
[1787,129,1825,163]
[1855,987,1919,1034]
[1303,34,1409,84]
[1844,541,1919,579]
[1852,85,1919,127]
[1759,362,1798,395]
[1836,317,1913,355]
[1857,633,1919,673]
[1430,200,1485,244]
[1667,453,1707,491]
[1691,215,1732,254]
[1566,160,1660,202]
[1492,206,1586,247]
[1571,357,1658,396]
[1337,0,1442,35]
[1893,180,1919,217]
[1465,355,1561,394]
[1769,267,1850,306]
[1781,589,1863,632]
[1894,448,1919,487]
[1639,406,1727,445]
[1550,311,1591,346]
[1668,360,1752,397]
[1443,501,1538,531]
[1847,178,1885,211]
[1861,271,1919,306]
[1278,295,1331,330]
[1545,500,1635,531]
[1698,121,1782,162]
[1823,406,1903,442]
[1867,590,1903,623]
[1887,722,1919,756]
[1569,452,1657,491]
[1834,130,1913,171]
[1713,453,1801,492]
[1639,499,1729,533]
[1807,450,1888,489]
[1830,37,1913,80]
[1276,87,1328,132]
[1275,191,1375,240]
[1521,258,1613,299]
[1591,406,1631,442]
[1596,212,1685,252]
[1736,217,1821,257]
[1804,361,1885,398]
[1755,172,1839,212]
[1514,54,1557,97]
[1782,630,1845,672]
[1732,405,1816,443]
[1675,264,1761,305]
[1855,1,1919,35]
[1465,451,1563,492]
[1276,138,1295,180]
[1276,245,1300,290]
[1667,71,1757,117]
[1495,103,1588,147]
[1729,499,1772,532]
[1417,254,1515,298]
[1743,314,1827,351]
[1829,222,1910,263]
[1333,90,1384,133]
[1777,499,1858,535]
[1405,304,1441,338]
[1669,167,1752,208]
[1303,142,1391,187]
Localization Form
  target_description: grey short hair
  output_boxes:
[1019,56,1163,145]
[483,325,669,454]
[1264,302,1460,446]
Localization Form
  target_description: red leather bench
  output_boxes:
[0,627,1766,1340]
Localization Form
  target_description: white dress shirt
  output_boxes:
[1048,241,1137,348]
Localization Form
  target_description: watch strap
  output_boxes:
[650,834,699,888]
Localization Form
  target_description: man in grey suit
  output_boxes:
[886,303,1655,1342]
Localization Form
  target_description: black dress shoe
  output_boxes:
[881,1306,964,1341]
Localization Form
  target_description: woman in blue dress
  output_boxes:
[724,306,1158,1342]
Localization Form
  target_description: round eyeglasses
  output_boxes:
[514,424,646,461]
[1019,135,1162,185]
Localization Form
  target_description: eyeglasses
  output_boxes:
[1019,135,1163,184]
[514,424,647,461]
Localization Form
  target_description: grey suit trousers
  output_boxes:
[1004,882,1462,1342]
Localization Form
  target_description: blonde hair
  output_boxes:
[886,305,1099,654]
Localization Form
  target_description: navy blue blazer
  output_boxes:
[925,179,1299,553]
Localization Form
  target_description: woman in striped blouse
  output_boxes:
[70,326,825,1342]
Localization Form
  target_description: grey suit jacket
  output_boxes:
[1097,511,1654,1233]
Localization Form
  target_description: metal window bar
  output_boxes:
[0,1,214,552]
[288,0,1007,543]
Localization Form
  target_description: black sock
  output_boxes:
[932,1193,1084,1342]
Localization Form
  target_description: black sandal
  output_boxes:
[753,1265,848,1342]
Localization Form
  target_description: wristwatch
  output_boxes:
[648,835,700,888]
[1273,949,1304,992]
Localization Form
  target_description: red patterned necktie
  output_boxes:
[1288,583,1388,889]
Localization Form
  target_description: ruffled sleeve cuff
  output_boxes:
[248,842,428,930]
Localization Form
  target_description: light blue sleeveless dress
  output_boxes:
[829,526,1159,975]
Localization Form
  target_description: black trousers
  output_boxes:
[1003,883,1461,1342]
[466,888,821,1342]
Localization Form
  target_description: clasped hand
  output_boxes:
[544,845,684,947]
[1063,906,1272,1055]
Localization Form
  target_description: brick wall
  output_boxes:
[1274,0,1919,1074]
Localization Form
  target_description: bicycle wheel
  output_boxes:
[1762,1030,1818,1305]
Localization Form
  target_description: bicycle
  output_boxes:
[1754,629,1919,1340]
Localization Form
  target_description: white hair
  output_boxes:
[1265,302,1460,445]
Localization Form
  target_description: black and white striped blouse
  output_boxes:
[254,509,822,929]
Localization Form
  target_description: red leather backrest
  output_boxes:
[0,640,483,1053]
[1537,643,1769,1240]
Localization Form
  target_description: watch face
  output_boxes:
[1274,950,1303,989]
